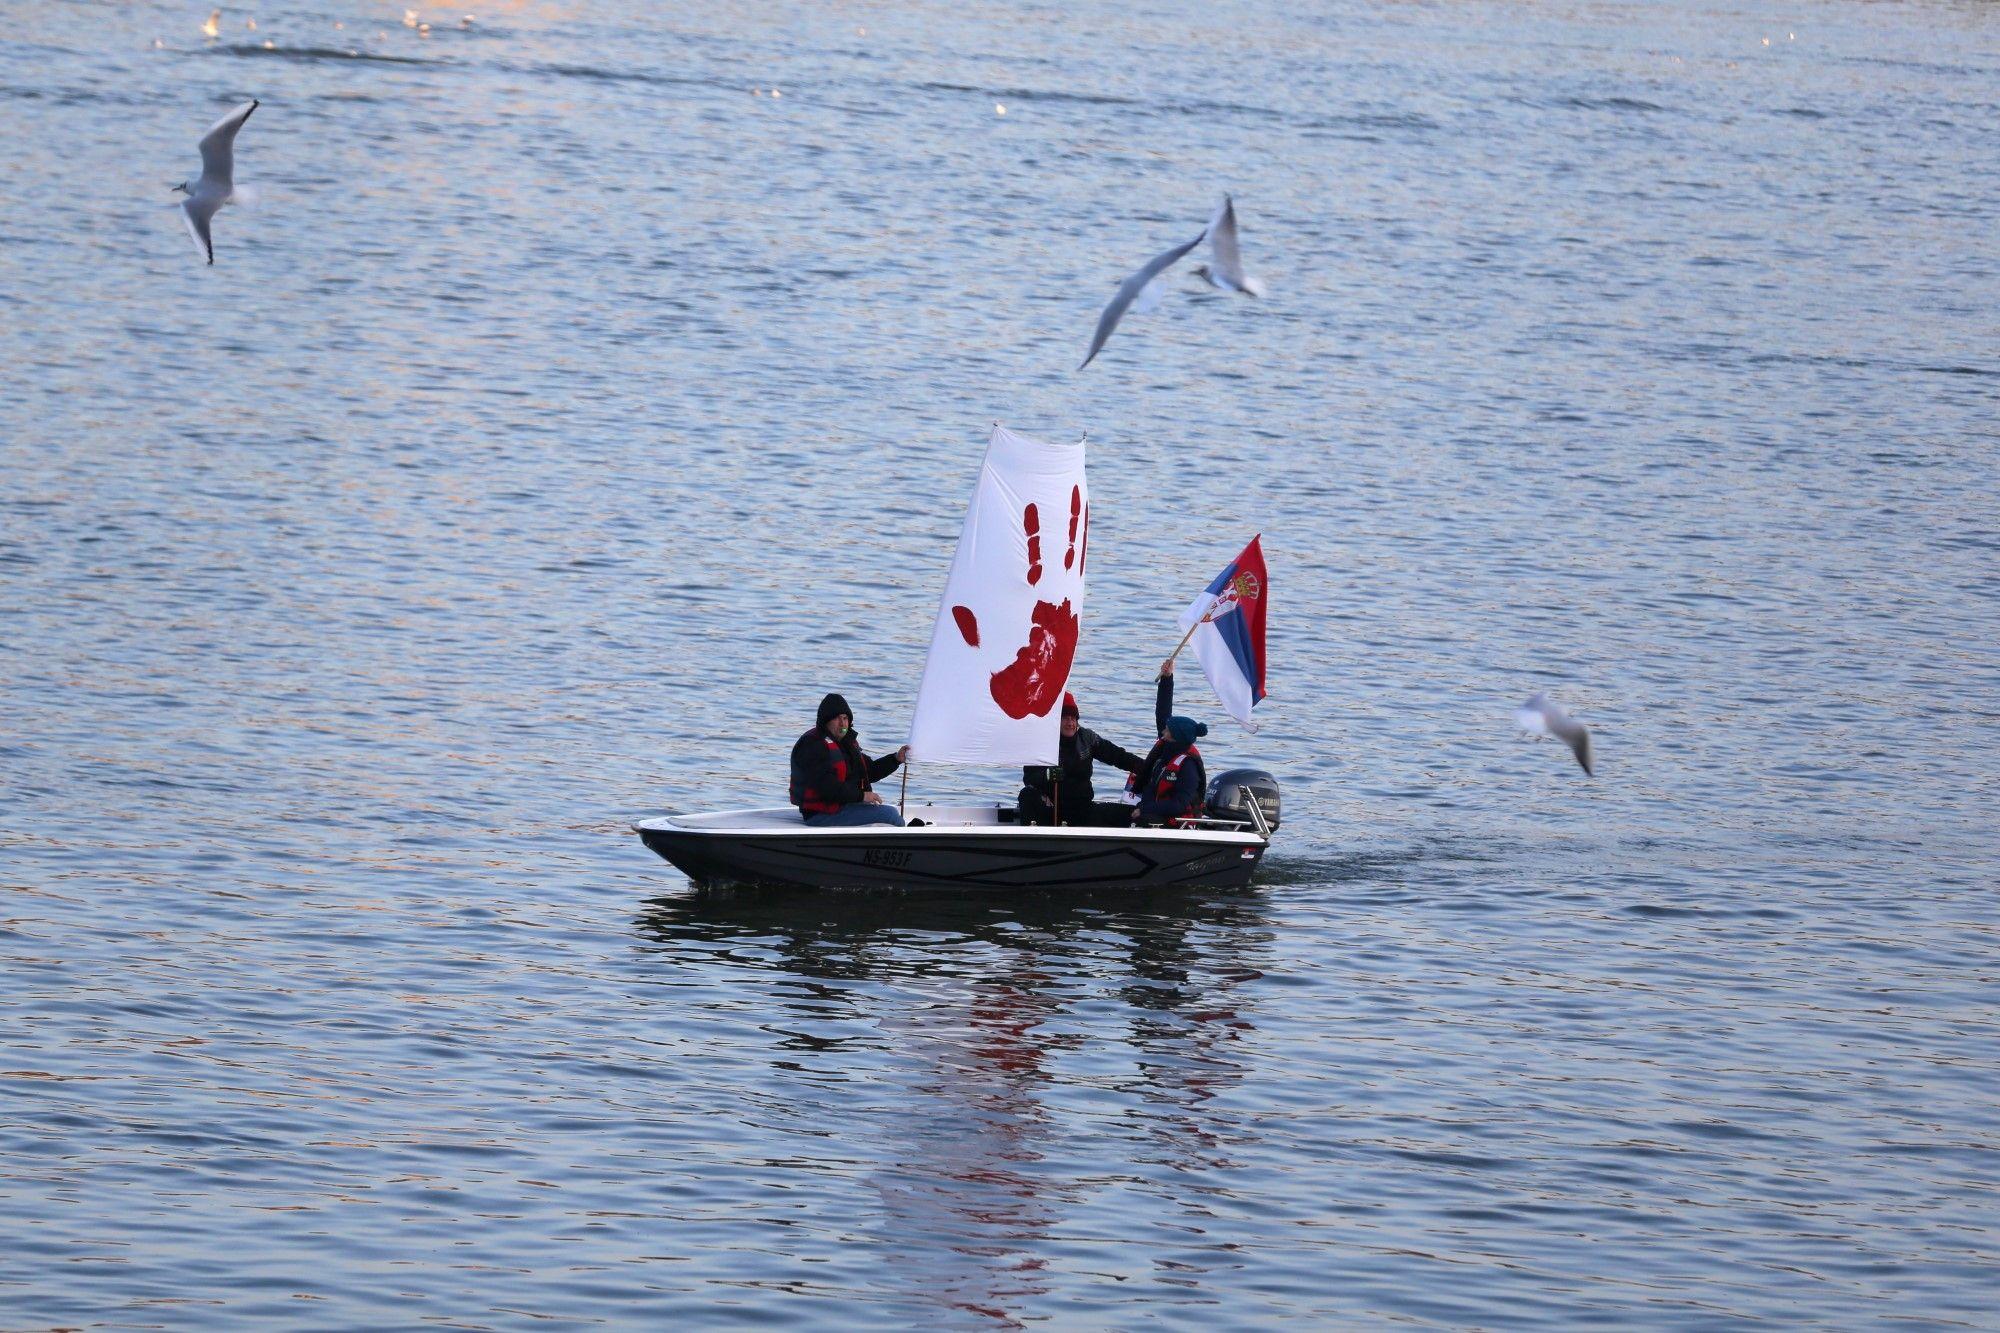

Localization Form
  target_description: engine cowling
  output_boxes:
[1205,768,1280,831]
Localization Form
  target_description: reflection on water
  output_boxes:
[873,967,1066,1324]
[636,889,1270,1323]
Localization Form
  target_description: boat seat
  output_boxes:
[670,807,808,832]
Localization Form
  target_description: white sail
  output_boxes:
[909,425,1089,765]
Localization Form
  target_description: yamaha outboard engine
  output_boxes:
[1206,768,1281,832]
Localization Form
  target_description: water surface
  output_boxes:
[3,0,1999,1325]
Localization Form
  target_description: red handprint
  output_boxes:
[951,487,1087,719]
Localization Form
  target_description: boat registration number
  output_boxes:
[863,848,913,869]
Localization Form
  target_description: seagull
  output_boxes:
[1078,229,1206,369]
[202,9,220,38]
[1516,691,1593,776]
[172,99,258,265]
[1192,194,1265,297]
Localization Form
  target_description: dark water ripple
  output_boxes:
[4,0,2000,1325]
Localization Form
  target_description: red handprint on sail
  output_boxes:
[950,488,1087,719]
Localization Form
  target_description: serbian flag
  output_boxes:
[1177,535,1268,731]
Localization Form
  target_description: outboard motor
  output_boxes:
[1206,768,1281,833]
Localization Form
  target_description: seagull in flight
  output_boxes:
[1079,193,1265,369]
[1192,194,1265,297]
[1078,228,1207,369]
[172,99,257,265]
[1516,691,1593,776]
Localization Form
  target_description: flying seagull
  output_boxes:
[1192,194,1265,297]
[1078,229,1206,369]
[173,99,258,265]
[1516,691,1593,776]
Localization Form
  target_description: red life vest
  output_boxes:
[1150,745,1203,825]
[798,736,849,815]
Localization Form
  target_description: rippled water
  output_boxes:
[5,0,1999,1324]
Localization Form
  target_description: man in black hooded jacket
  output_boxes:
[790,693,908,827]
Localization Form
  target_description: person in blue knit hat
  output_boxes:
[1131,711,1208,827]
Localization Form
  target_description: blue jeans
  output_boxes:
[804,804,906,828]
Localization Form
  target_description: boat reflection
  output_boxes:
[634,888,1273,1323]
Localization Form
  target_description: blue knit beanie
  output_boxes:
[1166,716,1207,746]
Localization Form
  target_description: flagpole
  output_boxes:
[1166,599,1230,670]
[899,757,908,818]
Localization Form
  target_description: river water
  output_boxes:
[4,0,1998,1325]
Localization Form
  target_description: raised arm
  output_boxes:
[1154,659,1175,736]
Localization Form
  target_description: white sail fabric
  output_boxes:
[909,425,1089,765]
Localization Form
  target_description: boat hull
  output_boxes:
[636,813,1269,892]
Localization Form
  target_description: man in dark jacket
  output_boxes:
[790,693,908,827]
[1016,691,1147,827]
